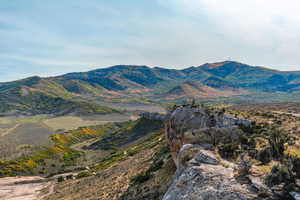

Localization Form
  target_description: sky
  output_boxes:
[1,0,300,82]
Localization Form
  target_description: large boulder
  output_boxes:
[162,144,257,200]
[165,105,251,166]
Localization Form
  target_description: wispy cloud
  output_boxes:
[160,0,300,69]
[0,0,299,81]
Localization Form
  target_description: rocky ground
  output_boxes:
[42,149,156,200]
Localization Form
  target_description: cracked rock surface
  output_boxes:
[163,105,259,200]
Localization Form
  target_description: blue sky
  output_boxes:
[1,0,300,82]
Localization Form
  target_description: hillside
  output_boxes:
[162,80,243,100]
[0,117,164,177]
[199,61,300,91]
[0,76,120,116]
[1,61,300,115]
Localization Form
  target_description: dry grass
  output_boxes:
[43,116,104,131]
[42,149,155,200]
[285,147,300,158]
[43,114,137,131]
[251,161,278,176]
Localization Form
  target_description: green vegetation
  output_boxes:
[0,116,164,178]
[92,129,164,172]
[226,105,300,196]
[258,125,296,159]
[76,171,93,179]
[0,122,120,177]
[265,156,300,194]
[0,77,120,116]
[86,118,164,150]
[0,142,80,177]
[0,114,133,160]
[218,143,241,160]
[131,145,169,184]
[1,61,300,115]
[0,89,120,116]
[62,80,105,96]
[266,163,294,187]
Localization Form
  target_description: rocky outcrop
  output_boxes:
[163,145,256,200]
[163,105,262,200]
[165,105,251,166]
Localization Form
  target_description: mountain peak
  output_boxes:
[200,61,243,69]
[91,65,151,73]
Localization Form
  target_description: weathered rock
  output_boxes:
[163,105,260,200]
[163,145,255,200]
[290,192,300,200]
[165,105,252,166]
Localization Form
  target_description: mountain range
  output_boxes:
[1,61,300,115]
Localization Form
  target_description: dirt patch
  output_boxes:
[0,176,52,200]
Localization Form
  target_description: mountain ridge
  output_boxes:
[1,61,300,115]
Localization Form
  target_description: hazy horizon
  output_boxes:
[1,0,300,81]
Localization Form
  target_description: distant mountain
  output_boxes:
[1,61,300,115]
[198,61,300,91]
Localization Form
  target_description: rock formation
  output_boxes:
[163,144,256,200]
[163,105,266,200]
[165,105,251,166]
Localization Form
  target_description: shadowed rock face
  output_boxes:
[139,112,166,121]
[163,105,258,200]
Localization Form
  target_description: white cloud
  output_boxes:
[159,0,300,70]
[1,0,300,82]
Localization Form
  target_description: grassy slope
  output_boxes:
[0,118,164,177]
[0,123,120,177]
[0,89,120,115]
[42,134,174,200]
[0,76,120,115]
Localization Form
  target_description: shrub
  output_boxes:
[265,164,295,187]
[131,151,166,185]
[76,171,92,179]
[57,176,65,182]
[131,171,151,184]
[256,148,272,164]
[292,157,300,178]
[218,143,240,159]
[259,125,295,159]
